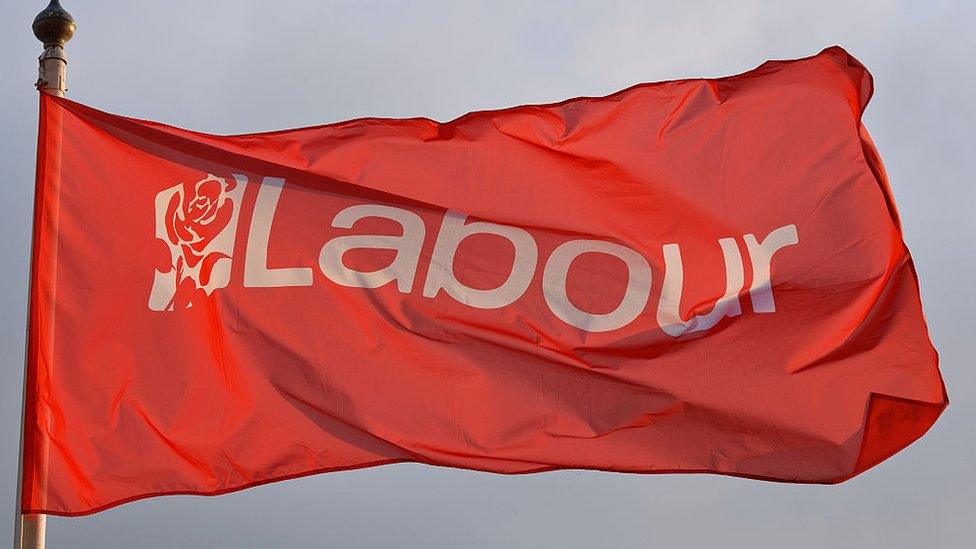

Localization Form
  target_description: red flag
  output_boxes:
[23,47,946,516]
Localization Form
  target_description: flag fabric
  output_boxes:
[23,46,946,516]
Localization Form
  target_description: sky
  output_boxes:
[1,1,974,547]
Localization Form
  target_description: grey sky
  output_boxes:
[1,1,973,547]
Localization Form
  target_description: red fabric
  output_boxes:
[23,47,946,516]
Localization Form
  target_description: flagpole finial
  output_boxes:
[32,0,75,96]
[33,0,75,47]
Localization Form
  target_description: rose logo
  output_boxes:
[166,175,235,274]
[149,173,247,311]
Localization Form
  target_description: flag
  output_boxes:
[23,46,946,516]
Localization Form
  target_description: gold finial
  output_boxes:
[32,0,75,48]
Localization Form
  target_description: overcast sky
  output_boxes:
[1,1,973,547]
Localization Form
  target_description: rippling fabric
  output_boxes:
[23,46,946,516]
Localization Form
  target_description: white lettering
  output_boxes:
[543,240,651,332]
[744,224,799,313]
[657,238,744,337]
[320,205,426,292]
[422,211,537,309]
[244,178,313,288]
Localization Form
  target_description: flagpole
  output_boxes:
[17,2,75,548]
[33,0,74,97]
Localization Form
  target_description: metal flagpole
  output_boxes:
[16,2,76,548]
